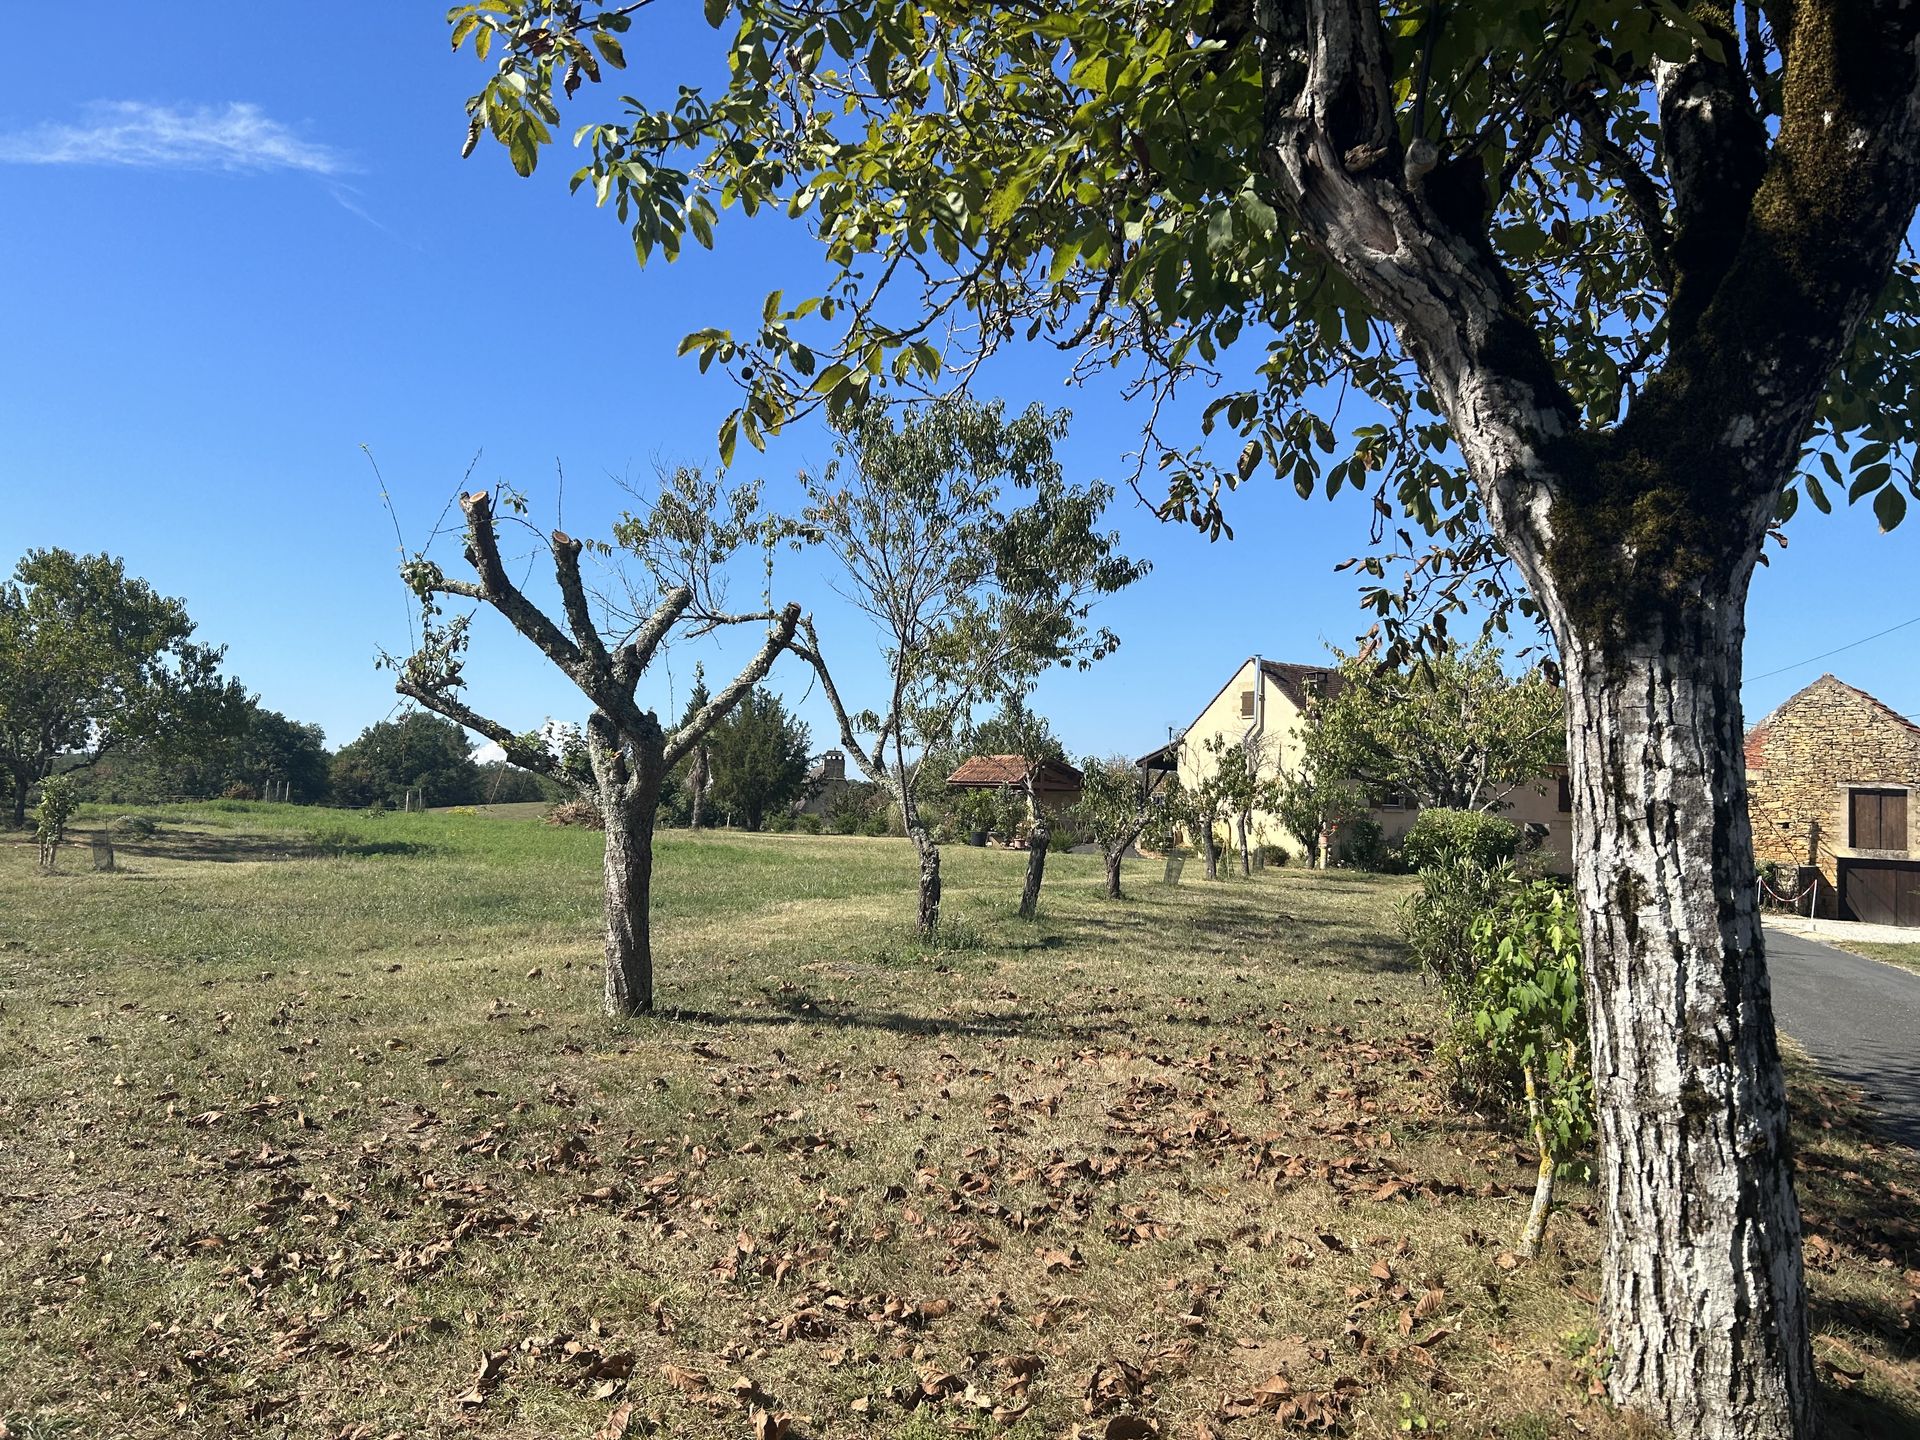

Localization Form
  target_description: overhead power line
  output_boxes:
[1746,613,1920,683]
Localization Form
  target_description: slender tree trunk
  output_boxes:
[1554,603,1813,1440]
[688,745,708,830]
[1237,814,1252,877]
[1104,849,1123,899]
[910,822,942,935]
[8,764,30,830]
[599,786,660,1016]
[1201,817,1218,880]
[1018,807,1050,919]
[1518,1060,1555,1259]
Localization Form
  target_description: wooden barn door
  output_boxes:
[1840,859,1920,927]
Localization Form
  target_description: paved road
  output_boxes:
[1766,926,1920,1152]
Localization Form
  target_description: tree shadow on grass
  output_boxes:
[1042,908,1418,976]
[661,998,1050,1041]
[1815,1377,1920,1440]
[78,828,436,864]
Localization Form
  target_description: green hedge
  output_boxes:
[1398,807,1521,872]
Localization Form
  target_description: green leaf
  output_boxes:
[591,31,627,68]
[1874,483,1908,531]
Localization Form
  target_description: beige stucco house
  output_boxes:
[1148,655,1573,870]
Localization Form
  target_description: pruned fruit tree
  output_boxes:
[395,469,798,1015]
[448,3,1920,1434]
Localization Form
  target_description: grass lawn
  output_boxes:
[3,804,1917,1439]
[1824,940,1920,980]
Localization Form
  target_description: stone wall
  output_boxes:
[1745,674,1920,916]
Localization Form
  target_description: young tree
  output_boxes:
[706,685,812,830]
[1180,762,1225,882]
[329,712,480,809]
[394,472,799,1015]
[1075,756,1170,898]
[452,5,1920,1429]
[1271,759,1369,871]
[788,397,1142,935]
[968,697,1068,919]
[1199,733,1279,877]
[1310,643,1566,812]
[680,663,712,830]
[0,549,247,827]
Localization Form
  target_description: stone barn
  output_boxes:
[1746,674,1920,926]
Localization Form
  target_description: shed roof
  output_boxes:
[946,754,1083,789]
[1744,672,1920,772]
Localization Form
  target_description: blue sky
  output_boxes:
[2,5,1915,766]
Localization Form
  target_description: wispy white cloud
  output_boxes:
[0,101,347,175]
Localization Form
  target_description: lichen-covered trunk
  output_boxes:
[1104,850,1123,899]
[1558,608,1813,1440]
[1018,810,1050,919]
[599,788,659,1016]
[910,823,942,936]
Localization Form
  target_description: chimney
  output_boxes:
[819,749,845,781]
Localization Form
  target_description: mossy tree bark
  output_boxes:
[1261,4,1920,1434]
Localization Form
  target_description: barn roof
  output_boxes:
[1744,673,1920,772]
[946,754,1083,789]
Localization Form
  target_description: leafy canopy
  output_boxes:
[1306,642,1566,812]
[705,685,812,829]
[798,394,1142,777]
[0,548,246,796]
[451,0,1920,650]
[330,711,482,809]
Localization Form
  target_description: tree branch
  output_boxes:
[396,677,574,789]
[1571,96,1676,293]
[1654,7,1769,337]
[1259,0,1581,578]
[662,603,801,768]
[789,617,884,780]
[550,529,612,680]
[457,491,589,682]
[625,585,697,690]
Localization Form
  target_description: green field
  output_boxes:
[3,805,1916,1439]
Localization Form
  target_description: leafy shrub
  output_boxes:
[109,814,157,838]
[34,776,79,871]
[1402,855,1512,990]
[1398,807,1521,872]
[221,781,259,801]
[1335,816,1388,870]
[1467,881,1592,1142]
[1261,844,1289,867]
[861,813,892,837]
[794,812,822,835]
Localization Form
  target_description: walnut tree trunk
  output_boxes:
[909,821,942,936]
[1018,808,1050,919]
[1104,849,1124,899]
[598,785,661,1016]
[1550,596,1812,1440]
